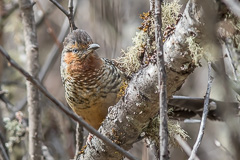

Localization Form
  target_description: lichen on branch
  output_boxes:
[116,0,182,76]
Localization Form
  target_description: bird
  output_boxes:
[60,29,239,130]
[60,29,122,129]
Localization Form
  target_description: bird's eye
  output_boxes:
[72,49,79,53]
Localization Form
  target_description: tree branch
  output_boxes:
[77,0,209,159]
[18,0,43,159]
[154,0,168,159]
[189,62,213,160]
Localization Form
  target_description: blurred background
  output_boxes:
[0,0,239,159]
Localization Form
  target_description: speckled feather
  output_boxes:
[61,29,122,129]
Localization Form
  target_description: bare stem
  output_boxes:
[49,0,77,31]
[188,62,213,160]
[154,0,169,159]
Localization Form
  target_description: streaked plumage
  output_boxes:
[60,29,122,129]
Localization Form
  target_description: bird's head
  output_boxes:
[62,29,100,63]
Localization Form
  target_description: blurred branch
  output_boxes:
[1,0,18,19]
[189,62,213,160]
[214,139,235,160]
[0,46,137,160]
[36,1,61,48]
[0,132,9,160]
[0,89,14,112]
[18,0,43,159]
[221,0,240,18]
[0,143,9,160]
[8,0,78,120]
[174,135,200,160]
[221,41,238,80]
[49,0,77,31]
[154,0,169,159]
[42,145,54,160]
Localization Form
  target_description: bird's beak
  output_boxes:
[82,44,100,60]
[87,43,100,51]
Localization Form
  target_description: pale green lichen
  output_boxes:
[186,36,204,65]
[145,116,189,147]
[116,0,182,76]
[4,117,27,152]
[162,0,182,31]
[168,120,189,146]
[116,30,147,75]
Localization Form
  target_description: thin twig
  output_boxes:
[0,133,9,160]
[221,0,240,18]
[0,46,137,160]
[174,135,200,160]
[49,0,77,31]
[74,123,84,159]
[49,0,68,16]
[189,62,213,160]
[155,0,169,160]
[0,143,9,160]
[67,0,77,31]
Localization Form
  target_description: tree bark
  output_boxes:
[18,0,43,159]
[77,0,208,159]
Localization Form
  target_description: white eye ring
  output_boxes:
[72,49,79,53]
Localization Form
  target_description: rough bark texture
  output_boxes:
[18,0,43,159]
[78,0,207,159]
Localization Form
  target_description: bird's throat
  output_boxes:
[65,52,103,77]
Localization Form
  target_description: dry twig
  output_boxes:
[154,0,169,159]
[49,0,77,31]
[189,62,213,160]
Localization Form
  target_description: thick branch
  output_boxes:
[77,0,208,159]
[18,0,42,159]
